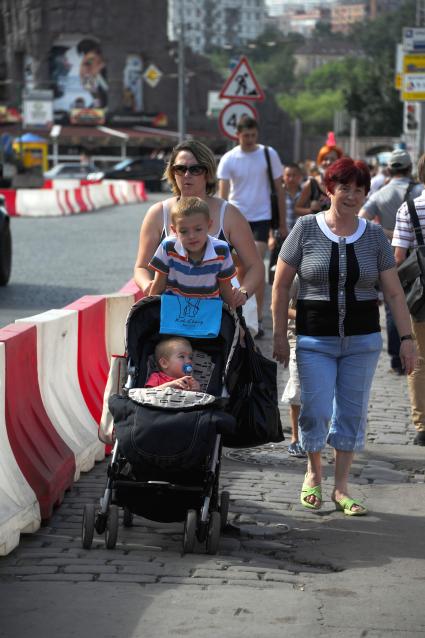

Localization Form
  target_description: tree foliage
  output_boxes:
[206,0,417,136]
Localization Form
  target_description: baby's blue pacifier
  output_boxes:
[183,363,193,375]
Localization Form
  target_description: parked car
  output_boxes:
[44,162,98,180]
[0,194,11,286]
[88,157,167,192]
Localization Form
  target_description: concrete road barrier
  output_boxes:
[65,296,110,425]
[0,343,40,556]
[0,323,75,520]
[16,309,105,480]
[0,180,147,217]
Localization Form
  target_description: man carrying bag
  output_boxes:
[393,153,425,446]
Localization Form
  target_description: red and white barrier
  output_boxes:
[66,296,111,425]
[0,343,40,555]
[0,278,145,554]
[16,309,105,481]
[105,293,136,360]
[0,323,76,521]
[0,180,147,217]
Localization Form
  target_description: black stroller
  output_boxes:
[81,296,241,554]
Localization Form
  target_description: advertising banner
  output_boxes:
[49,36,108,118]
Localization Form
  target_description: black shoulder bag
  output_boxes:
[397,198,425,322]
[222,311,284,448]
[264,146,280,231]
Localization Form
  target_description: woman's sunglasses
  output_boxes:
[172,164,207,176]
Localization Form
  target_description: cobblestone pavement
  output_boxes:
[1,304,424,638]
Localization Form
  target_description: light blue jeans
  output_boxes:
[296,333,383,452]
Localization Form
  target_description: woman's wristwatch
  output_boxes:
[400,334,413,341]
[239,287,249,300]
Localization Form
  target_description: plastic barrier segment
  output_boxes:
[0,343,40,555]
[119,278,144,302]
[105,293,135,360]
[16,309,105,478]
[0,323,75,520]
[65,296,109,425]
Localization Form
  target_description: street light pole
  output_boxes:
[177,0,186,142]
[417,0,425,155]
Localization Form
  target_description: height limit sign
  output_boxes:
[218,101,258,141]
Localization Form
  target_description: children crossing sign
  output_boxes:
[218,101,258,141]
[219,56,265,102]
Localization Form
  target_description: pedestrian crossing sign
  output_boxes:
[219,56,265,102]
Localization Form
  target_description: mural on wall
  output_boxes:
[122,54,143,112]
[49,36,108,116]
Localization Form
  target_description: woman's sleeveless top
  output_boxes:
[160,198,231,247]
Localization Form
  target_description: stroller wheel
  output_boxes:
[183,509,197,554]
[95,512,107,535]
[105,505,119,549]
[220,491,230,530]
[206,511,221,555]
[82,503,96,549]
[123,507,134,528]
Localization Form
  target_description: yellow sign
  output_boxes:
[403,53,425,74]
[401,53,425,100]
[143,64,162,88]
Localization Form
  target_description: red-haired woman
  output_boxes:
[272,158,416,516]
[295,133,344,217]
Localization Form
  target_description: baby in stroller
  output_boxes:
[82,295,241,555]
[145,336,200,391]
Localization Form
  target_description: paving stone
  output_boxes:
[97,574,157,583]
[360,467,409,482]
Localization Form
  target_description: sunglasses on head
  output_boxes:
[172,164,206,176]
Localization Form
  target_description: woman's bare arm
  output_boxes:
[224,203,265,296]
[150,271,167,296]
[379,267,417,374]
[134,200,168,294]
[271,259,297,366]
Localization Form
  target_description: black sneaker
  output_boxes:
[414,431,425,446]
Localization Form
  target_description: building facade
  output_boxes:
[168,0,268,54]
[331,2,367,34]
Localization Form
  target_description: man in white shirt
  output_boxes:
[217,117,286,337]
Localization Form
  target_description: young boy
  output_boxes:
[145,336,201,390]
[149,196,247,308]
[281,277,306,458]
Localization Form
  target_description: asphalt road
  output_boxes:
[0,196,161,329]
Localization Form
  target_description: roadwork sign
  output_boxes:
[219,56,264,102]
[218,101,258,140]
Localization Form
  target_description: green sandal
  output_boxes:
[333,496,367,516]
[300,479,322,510]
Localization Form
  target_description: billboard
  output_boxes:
[49,36,108,117]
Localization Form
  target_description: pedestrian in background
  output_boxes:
[272,157,416,516]
[269,162,304,285]
[217,117,286,338]
[295,132,343,218]
[359,149,423,375]
[282,276,306,458]
[393,153,425,446]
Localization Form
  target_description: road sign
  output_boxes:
[403,27,425,52]
[143,64,162,88]
[219,56,265,102]
[402,74,425,101]
[207,91,229,118]
[218,101,258,141]
[401,53,425,100]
